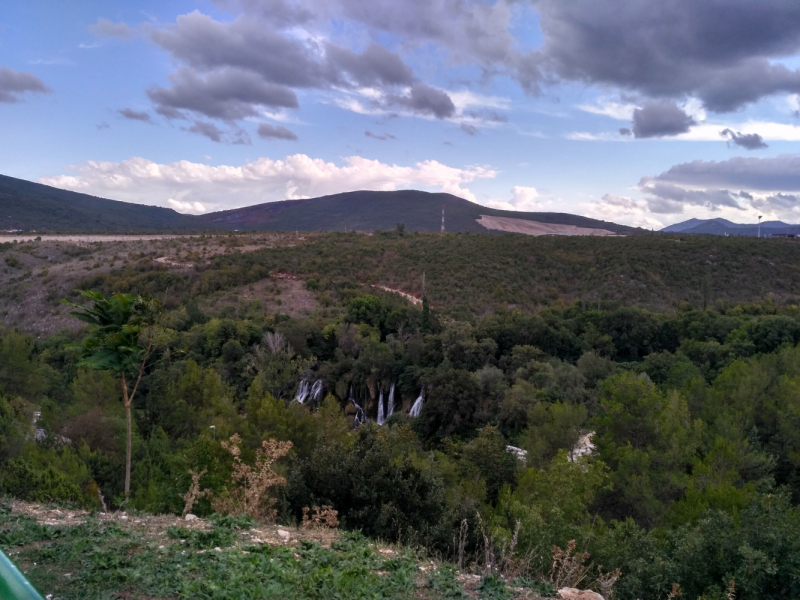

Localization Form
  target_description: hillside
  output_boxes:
[197,189,638,234]
[0,174,199,232]
[662,217,800,237]
[0,174,637,234]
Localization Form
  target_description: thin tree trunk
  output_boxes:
[121,374,132,499]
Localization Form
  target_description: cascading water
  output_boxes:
[310,380,324,405]
[377,389,385,425]
[387,383,395,417]
[294,379,310,403]
[350,386,366,427]
[409,390,424,417]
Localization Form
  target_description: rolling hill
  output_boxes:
[0,174,198,232]
[0,173,638,234]
[196,189,638,234]
[662,217,800,237]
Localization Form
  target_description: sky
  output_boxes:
[3,0,800,228]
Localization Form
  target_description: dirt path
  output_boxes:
[372,285,422,306]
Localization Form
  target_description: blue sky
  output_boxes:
[3,0,800,227]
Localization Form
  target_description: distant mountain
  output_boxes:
[0,174,198,232]
[0,174,639,234]
[197,190,639,234]
[662,217,800,237]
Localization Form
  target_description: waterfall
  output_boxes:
[350,386,366,427]
[377,389,385,425]
[310,380,324,405]
[409,390,424,417]
[387,383,395,417]
[294,379,310,403]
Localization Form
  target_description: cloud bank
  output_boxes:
[40,154,496,212]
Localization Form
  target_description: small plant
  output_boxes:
[479,574,512,600]
[427,564,468,599]
[212,434,292,521]
[301,505,339,529]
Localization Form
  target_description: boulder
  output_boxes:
[558,588,604,600]
[184,514,199,521]
[276,529,291,541]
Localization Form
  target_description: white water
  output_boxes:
[409,391,424,417]
[310,380,324,405]
[295,379,310,403]
[350,386,367,427]
[377,389,385,425]
[387,383,395,417]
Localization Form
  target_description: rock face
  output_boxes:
[558,588,605,600]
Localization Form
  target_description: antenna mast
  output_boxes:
[441,205,445,233]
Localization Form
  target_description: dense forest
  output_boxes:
[2,231,800,599]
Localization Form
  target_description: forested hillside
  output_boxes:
[0,174,199,232]
[2,231,800,599]
[0,173,636,234]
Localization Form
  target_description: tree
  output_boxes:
[66,290,162,499]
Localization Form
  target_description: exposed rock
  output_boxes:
[184,514,198,521]
[569,432,595,462]
[506,445,528,461]
[558,587,604,600]
[276,529,291,541]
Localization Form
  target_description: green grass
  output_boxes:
[0,504,482,600]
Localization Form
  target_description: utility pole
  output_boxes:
[441,205,445,233]
[758,215,762,238]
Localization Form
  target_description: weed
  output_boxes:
[479,574,513,600]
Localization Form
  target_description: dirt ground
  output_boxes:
[476,216,619,236]
[0,233,316,335]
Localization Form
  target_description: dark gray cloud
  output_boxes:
[647,155,800,192]
[460,123,478,136]
[148,10,459,130]
[88,18,133,39]
[720,128,768,150]
[643,181,743,212]
[753,193,800,211]
[257,123,298,140]
[619,127,632,136]
[326,43,415,87]
[535,0,800,112]
[118,108,152,123]
[631,100,695,138]
[186,120,224,142]
[147,67,298,120]
[96,122,110,130]
[0,67,51,103]
[151,12,327,89]
[387,83,455,119]
[364,131,396,141]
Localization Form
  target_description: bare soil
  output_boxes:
[476,216,619,237]
[0,233,317,335]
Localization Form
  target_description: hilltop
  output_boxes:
[662,217,800,237]
[0,174,636,234]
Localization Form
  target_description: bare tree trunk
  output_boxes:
[121,374,132,500]
[120,340,153,502]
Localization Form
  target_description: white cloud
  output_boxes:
[483,185,545,211]
[449,90,511,112]
[579,194,665,229]
[168,198,207,213]
[676,119,800,141]
[40,154,496,211]
[577,100,637,121]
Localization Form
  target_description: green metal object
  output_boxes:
[0,547,45,600]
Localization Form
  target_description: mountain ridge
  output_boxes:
[662,217,799,237]
[0,174,639,234]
